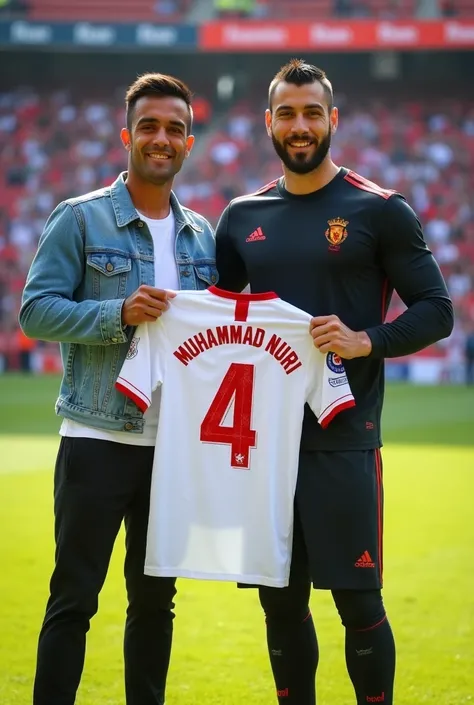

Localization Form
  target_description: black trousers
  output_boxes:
[33,437,177,705]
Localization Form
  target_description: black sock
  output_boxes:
[265,610,318,705]
[345,615,396,705]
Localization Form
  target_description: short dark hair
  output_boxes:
[268,59,333,112]
[125,72,193,133]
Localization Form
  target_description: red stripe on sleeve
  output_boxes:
[344,172,393,199]
[375,448,384,582]
[381,277,389,322]
[115,380,149,412]
[319,397,356,428]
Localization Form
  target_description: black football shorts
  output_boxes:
[294,449,384,590]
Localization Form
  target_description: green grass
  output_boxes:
[0,374,62,435]
[0,375,473,704]
[381,384,474,446]
[1,373,473,445]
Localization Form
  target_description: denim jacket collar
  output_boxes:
[110,171,203,234]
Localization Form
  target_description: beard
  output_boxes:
[271,129,332,175]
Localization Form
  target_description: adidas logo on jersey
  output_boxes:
[355,550,375,568]
[246,226,266,242]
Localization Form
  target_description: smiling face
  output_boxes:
[266,80,338,175]
[121,95,194,186]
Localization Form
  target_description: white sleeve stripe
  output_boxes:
[318,393,354,423]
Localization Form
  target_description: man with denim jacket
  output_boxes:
[19,73,217,705]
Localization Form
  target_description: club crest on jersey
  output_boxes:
[325,217,348,251]
[326,352,345,374]
[126,337,140,360]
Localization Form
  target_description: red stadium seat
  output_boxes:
[28,0,192,22]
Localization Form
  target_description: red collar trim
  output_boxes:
[208,285,278,301]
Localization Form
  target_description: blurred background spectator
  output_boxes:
[211,0,473,18]
[1,0,474,380]
[0,0,474,22]
[0,80,473,379]
[215,0,256,18]
[0,0,29,16]
[1,0,473,21]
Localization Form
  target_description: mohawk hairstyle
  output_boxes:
[268,58,334,112]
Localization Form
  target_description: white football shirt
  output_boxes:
[116,287,355,587]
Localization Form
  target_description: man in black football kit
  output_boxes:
[215,60,454,705]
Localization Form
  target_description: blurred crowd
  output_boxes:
[1,0,472,20]
[0,0,189,20]
[0,85,473,381]
[214,0,474,19]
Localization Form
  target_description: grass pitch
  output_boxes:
[0,375,473,704]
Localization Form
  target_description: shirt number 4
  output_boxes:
[200,362,257,469]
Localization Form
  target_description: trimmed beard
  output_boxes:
[271,129,332,175]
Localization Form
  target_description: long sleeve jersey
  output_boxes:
[216,167,454,450]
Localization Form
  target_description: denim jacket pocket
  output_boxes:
[193,262,218,290]
[86,251,132,300]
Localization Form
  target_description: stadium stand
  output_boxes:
[215,0,474,18]
[27,0,191,22]
[257,0,416,18]
[3,0,473,20]
[0,86,472,378]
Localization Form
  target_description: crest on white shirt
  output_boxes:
[126,337,140,360]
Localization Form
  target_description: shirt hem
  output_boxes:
[59,419,156,446]
[300,439,383,452]
[144,566,288,588]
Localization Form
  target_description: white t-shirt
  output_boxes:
[116,287,355,587]
[60,209,178,445]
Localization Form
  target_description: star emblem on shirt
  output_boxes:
[235,453,245,464]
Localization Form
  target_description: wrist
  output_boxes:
[120,300,128,327]
[357,331,373,357]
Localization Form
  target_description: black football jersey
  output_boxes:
[216,167,453,450]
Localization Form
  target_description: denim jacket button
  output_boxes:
[106,262,114,272]
[111,337,119,343]
[183,270,190,276]
[137,221,144,228]
[211,274,217,283]
[124,422,134,431]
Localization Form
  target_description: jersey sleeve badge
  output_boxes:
[326,351,346,374]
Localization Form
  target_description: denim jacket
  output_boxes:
[19,172,217,433]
